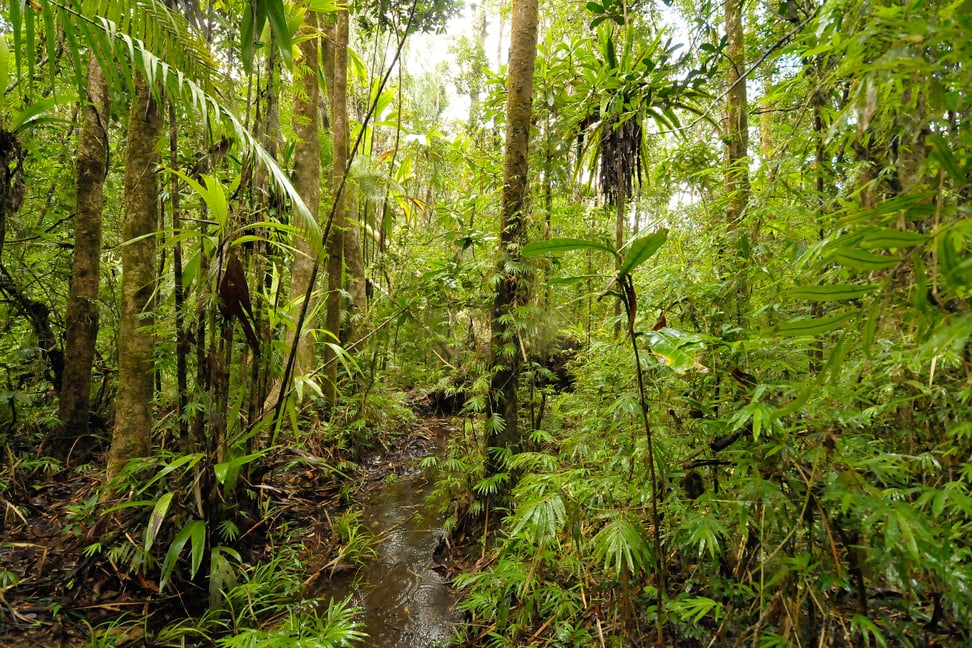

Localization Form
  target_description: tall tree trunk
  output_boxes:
[344,193,366,346]
[58,55,109,461]
[110,73,163,474]
[265,11,322,413]
[725,0,749,225]
[324,8,349,409]
[487,0,539,474]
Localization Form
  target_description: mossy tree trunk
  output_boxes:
[58,55,109,461]
[324,8,349,409]
[487,0,539,474]
[265,10,322,414]
[109,73,163,474]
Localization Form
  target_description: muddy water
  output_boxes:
[322,428,461,647]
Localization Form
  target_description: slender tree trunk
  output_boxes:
[725,0,749,225]
[344,193,366,346]
[58,56,109,460]
[487,0,539,474]
[324,8,349,408]
[249,46,281,427]
[110,73,163,474]
[265,11,322,413]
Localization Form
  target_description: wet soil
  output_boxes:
[313,420,462,646]
[0,418,462,647]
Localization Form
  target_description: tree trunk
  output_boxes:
[265,10,322,413]
[324,8,349,409]
[344,193,367,346]
[110,73,163,474]
[487,0,539,474]
[725,0,749,225]
[58,55,109,460]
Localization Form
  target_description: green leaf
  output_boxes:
[239,1,262,77]
[521,237,616,258]
[860,228,927,250]
[214,452,263,492]
[143,492,173,555]
[264,0,294,70]
[789,283,876,301]
[172,171,229,233]
[776,310,856,336]
[619,228,668,277]
[833,247,901,271]
[641,328,708,373]
[0,34,8,110]
[928,133,965,184]
[161,521,194,591]
[189,520,206,579]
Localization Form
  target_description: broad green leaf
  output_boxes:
[521,237,616,258]
[214,452,263,491]
[239,0,260,76]
[143,492,174,554]
[790,283,876,301]
[264,0,294,70]
[189,520,206,579]
[776,310,855,336]
[619,228,668,277]
[860,228,927,250]
[833,247,900,271]
[161,521,193,591]
[171,171,229,233]
[642,328,708,373]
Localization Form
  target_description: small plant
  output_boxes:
[334,509,378,567]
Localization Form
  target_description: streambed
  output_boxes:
[318,421,462,647]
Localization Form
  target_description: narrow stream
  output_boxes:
[320,422,461,647]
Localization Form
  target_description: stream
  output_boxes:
[318,421,462,647]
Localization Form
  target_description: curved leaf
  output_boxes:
[619,228,668,276]
[833,247,900,271]
[144,492,174,554]
[776,310,856,337]
[521,237,616,258]
[790,283,876,301]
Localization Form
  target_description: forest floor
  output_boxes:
[0,416,465,647]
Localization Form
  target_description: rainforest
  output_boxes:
[0,0,970,646]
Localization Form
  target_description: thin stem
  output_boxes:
[621,274,664,645]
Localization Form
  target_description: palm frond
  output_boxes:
[5,0,321,255]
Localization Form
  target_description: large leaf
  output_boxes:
[161,520,200,591]
[776,310,856,336]
[833,247,901,271]
[860,227,928,250]
[521,237,616,258]
[619,228,668,276]
[642,327,709,373]
[790,283,876,301]
[143,492,174,554]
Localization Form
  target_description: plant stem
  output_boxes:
[621,274,664,645]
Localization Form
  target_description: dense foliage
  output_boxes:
[0,0,970,646]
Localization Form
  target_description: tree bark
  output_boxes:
[58,56,109,460]
[487,0,538,473]
[344,193,367,346]
[725,0,749,225]
[265,10,322,414]
[110,73,163,474]
[324,8,349,408]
